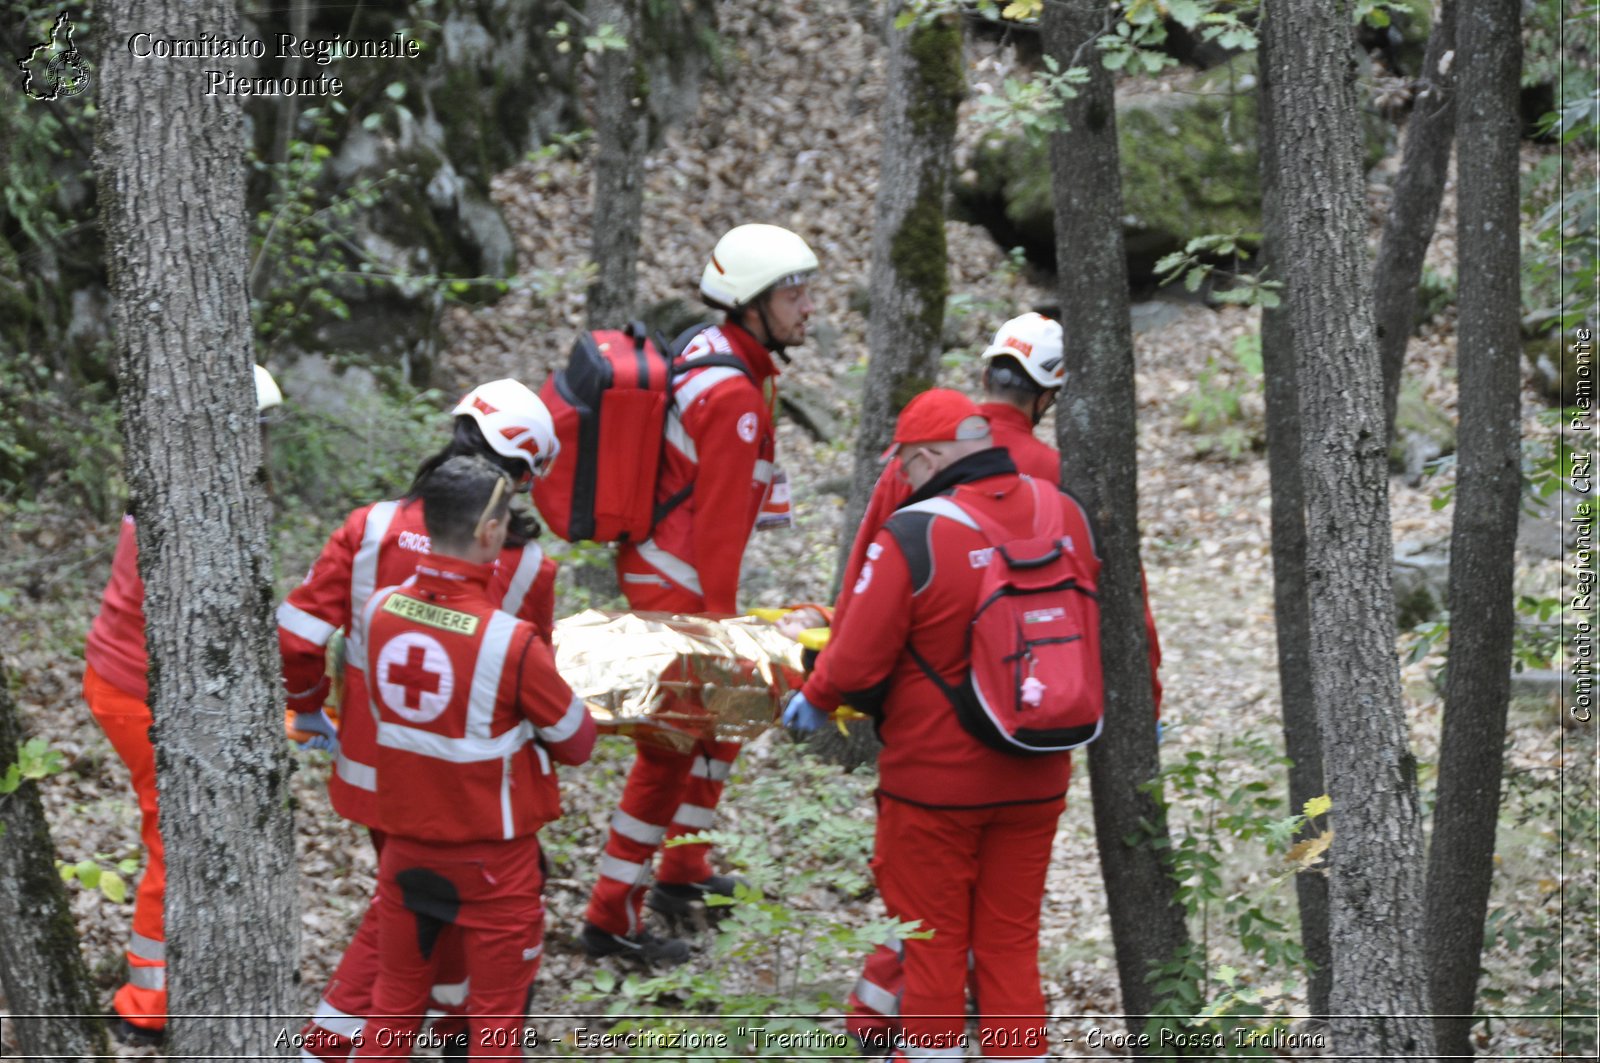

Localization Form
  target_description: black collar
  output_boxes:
[902,447,1017,507]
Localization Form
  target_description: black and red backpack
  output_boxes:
[532,322,748,543]
[893,477,1105,756]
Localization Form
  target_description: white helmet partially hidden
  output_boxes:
[254,364,284,412]
[452,379,560,479]
[981,313,1066,389]
[699,224,819,310]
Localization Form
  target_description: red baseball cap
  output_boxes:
[881,388,990,460]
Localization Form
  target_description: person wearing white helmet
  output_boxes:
[582,224,819,965]
[85,365,284,1045]
[277,378,563,1062]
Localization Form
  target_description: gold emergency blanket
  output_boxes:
[552,610,806,751]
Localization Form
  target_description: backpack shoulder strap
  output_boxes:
[884,496,982,595]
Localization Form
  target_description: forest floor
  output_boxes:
[1,1,1588,1059]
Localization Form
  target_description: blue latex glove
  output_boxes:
[782,692,829,732]
[1156,720,1165,746]
[293,709,340,754]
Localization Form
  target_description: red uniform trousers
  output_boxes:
[584,579,740,935]
[83,665,167,1033]
[354,835,545,1061]
[873,793,1064,1061]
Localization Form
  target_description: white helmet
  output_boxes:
[981,313,1066,389]
[699,224,819,309]
[452,379,560,479]
[254,364,283,412]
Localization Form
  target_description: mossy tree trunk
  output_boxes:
[1255,9,1331,1022]
[1043,0,1190,1038]
[587,0,648,327]
[837,3,963,580]
[1373,0,1458,445]
[98,0,298,1054]
[1261,0,1434,1055]
[0,656,109,1059]
[1425,0,1524,1055]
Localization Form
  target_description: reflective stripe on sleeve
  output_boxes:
[634,540,703,596]
[665,412,698,462]
[276,601,337,647]
[610,810,667,846]
[347,500,400,658]
[537,696,589,744]
[672,366,744,412]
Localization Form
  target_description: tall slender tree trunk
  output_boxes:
[1043,0,1189,1034]
[98,0,298,1054]
[0,656,109,1059]
[1425,0,1524,1055]
[837,2,962,580]
[1255,12,1332,1021]
[1374,0,1459,444]
[587,0,648,328]
[1261,1,1435,1055]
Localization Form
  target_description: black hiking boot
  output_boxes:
[578,922,691,966]
[645,873,747,927]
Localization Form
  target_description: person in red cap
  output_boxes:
[786,388,1157,1062]
[793,317,1161,1051]
[580,224,820,965]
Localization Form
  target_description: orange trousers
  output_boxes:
[84,664,167,1032]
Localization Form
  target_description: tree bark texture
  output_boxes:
[98,0,299,1054]
[1424,0,1523,1055]
[837,3,962,582]
[1261,1,1435,1056]
[1373,0,1458,444]
[1043,0,1190,1034]
[1255,12,1331,1020]
[0,656,110,1059]
[587,0,648,327]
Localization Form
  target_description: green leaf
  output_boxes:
[75,860,100,889]
[384,81,407,101]
[100,871,128,903]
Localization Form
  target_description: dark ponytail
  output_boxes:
[407,416,543,546]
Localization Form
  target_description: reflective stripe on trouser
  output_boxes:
[873,794,1064,1059]
[302,831,473,1062]
[582,737,740,935]
[86,665,168,1032]
[846,941,905,1044]
[352,839,544,1061]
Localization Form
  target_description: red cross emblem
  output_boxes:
[375,633,454,723]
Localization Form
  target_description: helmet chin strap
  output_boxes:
[749,298,793,363]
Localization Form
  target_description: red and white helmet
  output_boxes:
[981,313,1066,389]
[452,379,559,479]
[700,224,819,309]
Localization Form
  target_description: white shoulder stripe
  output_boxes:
[499,542,544,617]
[896,497,980,531]
[673,366,745,411]
[465,612,519,740]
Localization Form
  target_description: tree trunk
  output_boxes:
[1043,0,1190,1035]
[1424,0,1523,1055]
[1373,0,1458,444]
[1261,1,1435,1056]
[836,2,962,583]
[98,0,299,1054]
[0,656,109,1059]
[1255,10,1331,1022]
[587,0,648,328]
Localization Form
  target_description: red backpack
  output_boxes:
[532,322,747,543]
[906,478,1105,756]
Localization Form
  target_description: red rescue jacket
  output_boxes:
[276,497,556,826]
[359,553,595,842]
[615,322,780,615]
